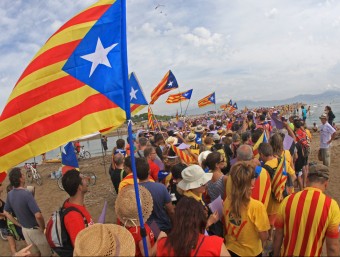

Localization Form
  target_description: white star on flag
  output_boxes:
[168,81,173,87]
[130,87,138,101]
[210,96,214,101]
[81,38,118,77]
[62,144,67,154]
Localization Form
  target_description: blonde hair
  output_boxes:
[229,161,255,221]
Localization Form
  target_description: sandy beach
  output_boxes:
[0,132,339,256]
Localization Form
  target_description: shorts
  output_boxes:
[296,170,303,177]
[1,225,24,240]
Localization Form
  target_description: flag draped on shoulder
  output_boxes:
[0,0,127,171]
[61,142,79,173]
[166,89,193,104]
[271,155,288,202]
[198,92,215,108]
[129,72,148,115]
[150,70,178,104]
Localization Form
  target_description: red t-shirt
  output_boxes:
[127,224,155,257]
[148,160,160,181]
[156,234,223,256]
[63,200,94,247]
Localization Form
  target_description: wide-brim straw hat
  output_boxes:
[178,165,213,191]
[115,185,153,227]
[166,136,178,145]
[187,132,197,142]
[195,125,205,133]
[319,113,327,119]
[73,224,135,256]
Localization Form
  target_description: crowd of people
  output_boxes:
[0,104,339,256]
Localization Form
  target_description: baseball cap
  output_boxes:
[308,163,329,179]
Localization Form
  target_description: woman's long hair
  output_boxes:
[269,132,284,156]
[165,197,207,256]
[229,162,254,221]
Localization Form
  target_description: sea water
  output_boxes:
[304,101,340,125]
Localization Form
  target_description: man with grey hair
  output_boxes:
[236,144,253,161]
[135,137,148,158]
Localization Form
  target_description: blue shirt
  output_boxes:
[4,188,40,228]
[302,109,307,118]
[139,181,172,231]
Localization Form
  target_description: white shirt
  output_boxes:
[319,122,336,149]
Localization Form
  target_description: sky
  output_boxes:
[1,0,340,115]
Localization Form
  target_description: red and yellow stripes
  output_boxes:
[251,169,271,209]
[252,132,265,159]
[276,188,339,256]
[0,0,125,171]
[166,91,188,104]
[198,93,213,108]
[148,106,155,130]
[172,145,196,165]
[150,71,170,104]
[271,155,286,202]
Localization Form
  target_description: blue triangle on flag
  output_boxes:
[129,72,148,105]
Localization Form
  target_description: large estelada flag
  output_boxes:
[166,89,193,104]
[150,70,178,104]
[198,92,215,108]
[129,72,148,115]
[0,0,127,171]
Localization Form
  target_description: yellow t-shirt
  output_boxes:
[188,141,200,155]
[223,198,270,256]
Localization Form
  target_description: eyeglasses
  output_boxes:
[218,159,226,163]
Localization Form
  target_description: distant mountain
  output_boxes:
[186,90,340,115]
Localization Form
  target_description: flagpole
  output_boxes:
[183,98,191,117]
[177,89,183,117]
[121,0,149,256]
[149,105,167,142]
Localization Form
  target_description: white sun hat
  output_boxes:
[178,165,213,191]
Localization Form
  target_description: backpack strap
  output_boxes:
[262,164,276,180]
[62,207,88,227]
[120,169,125,181]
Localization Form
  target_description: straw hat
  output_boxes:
[195,125,205,133]
[115,185,153,227]
[166,136,178,145]
[187,132,197,142]
[319,113,327,120]
[178,165,213,191]
[73,224,135,256]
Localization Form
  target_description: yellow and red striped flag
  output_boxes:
[172,144,196,165]
[220,104,227,109]
[271,155,288,202]
[198,92,215,108]
[0,0,127,171]
[150,70,178,104]
[166,89,193,104]
[148,106,155,130]
[252,132,268,159]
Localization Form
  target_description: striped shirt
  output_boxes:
[206,175,225,202]
[275,187,340,256]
